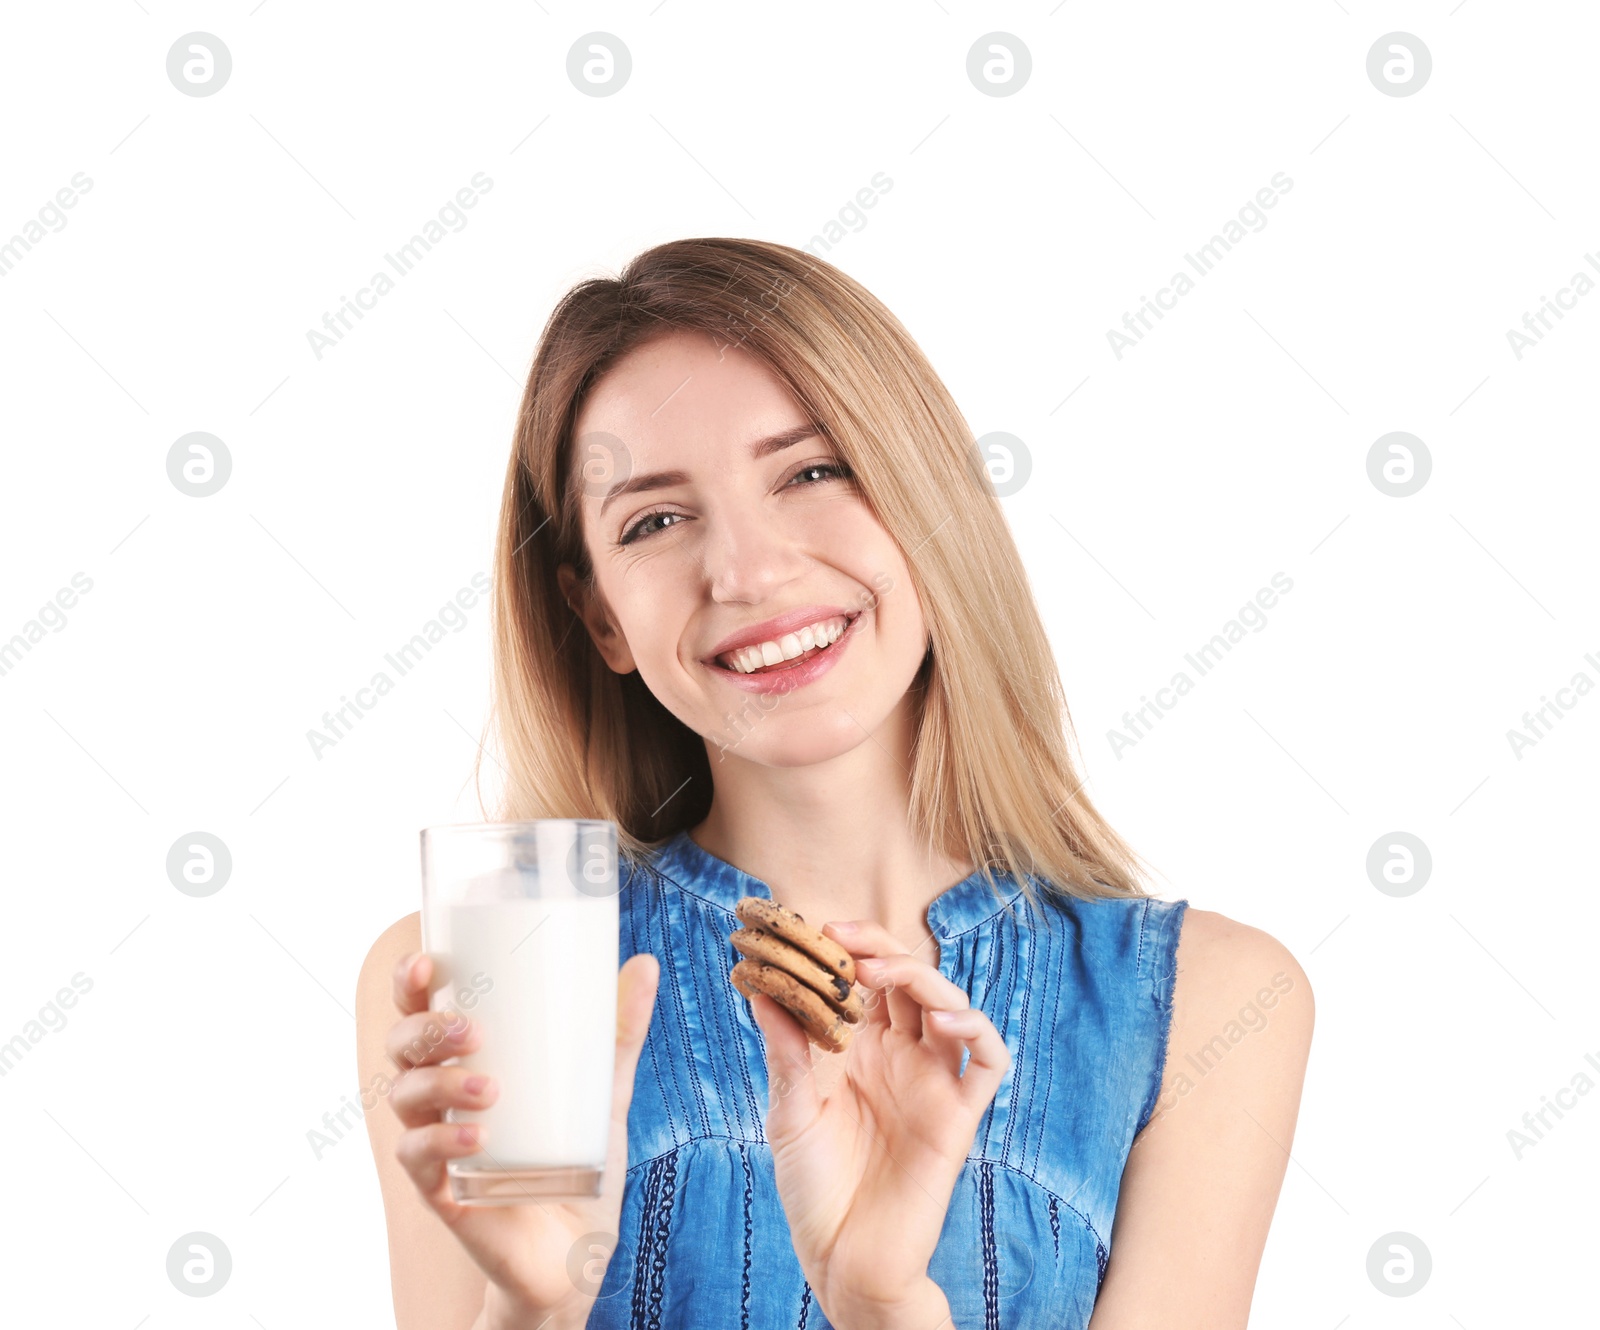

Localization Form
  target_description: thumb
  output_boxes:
[748,991,821,1128]
[611,953,659,1117]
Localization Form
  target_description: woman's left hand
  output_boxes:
[745,918,1012,1329]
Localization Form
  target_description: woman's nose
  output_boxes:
[700,504,808,604]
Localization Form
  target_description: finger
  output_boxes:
[853,953,971,1041]
[392,951,433,1015]
[395,1120,489,1206]
[924,1009,1012,1109]
[384,1007,481,1071]
[823,919,942,970]
[610,953,660,1136]
[387,1064,499,1129]
[883,967,923,1040]
[921,1008,983,1078]
[746,991,821,1129]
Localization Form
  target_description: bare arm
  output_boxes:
[1088,907,1316,1329]
[355,911,490,1329]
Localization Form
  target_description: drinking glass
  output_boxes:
[419,818,620,1204]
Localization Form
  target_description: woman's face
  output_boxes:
[558,328,929,769]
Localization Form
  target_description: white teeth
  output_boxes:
[720,615,852,674]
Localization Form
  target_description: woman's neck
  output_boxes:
[689,713,974,966]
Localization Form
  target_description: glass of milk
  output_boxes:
[419,819,620,1205]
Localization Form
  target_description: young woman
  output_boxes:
[356,238,1314,1330]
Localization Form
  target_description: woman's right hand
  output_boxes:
[383,948,660,1330]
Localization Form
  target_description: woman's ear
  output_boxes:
[556,563,637,674]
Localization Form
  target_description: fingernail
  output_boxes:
[463,1075,488,1095]
[830,922,857,935]
[857,958,882,977]
[928,1010,956,1024]
[456,1125,478,1145]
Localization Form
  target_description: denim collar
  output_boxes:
[645,827,1027,940]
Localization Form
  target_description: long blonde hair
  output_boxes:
[477,237,1154,909]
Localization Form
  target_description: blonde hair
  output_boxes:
[477,237,1155,910]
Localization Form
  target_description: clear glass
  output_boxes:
[419,818,620,1205]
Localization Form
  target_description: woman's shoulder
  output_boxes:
[1158,906,1316,1087]
[1169,907,1312,1007]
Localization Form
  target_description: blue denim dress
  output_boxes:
[588,829,1189,1330]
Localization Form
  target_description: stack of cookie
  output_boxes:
[728,896,865,1053]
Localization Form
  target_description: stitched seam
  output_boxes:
[1000,902,1037,1165]
[655,864,763,1134]
[644,1149,678,1330]
[1134,900,1190,1137]
[623,1130,775,1175]
[797,1280,812,1329]
[1134,896,1152,980]
[656,872,713,1139]
[935,887,1027,942]
[964,1154,1109,1252]
[980,1161,999,1330]
[726,933,765,1137]
[630,1155,662,1329]
[978,916,1009,1155]
[688,892,739,1137]
[639,870,694,1145]
[648,859,755,915]
[738,1142,753,1330]
[626,883,674,1168]
[648,858,787,1139]
[1027,913,1066,1178]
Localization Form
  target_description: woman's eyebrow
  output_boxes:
[597,424,823,516]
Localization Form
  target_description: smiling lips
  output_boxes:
[716,613,855,675]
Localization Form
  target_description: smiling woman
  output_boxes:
[355,237,1313,1330]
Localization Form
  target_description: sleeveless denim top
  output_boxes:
[587,829,1189,1330]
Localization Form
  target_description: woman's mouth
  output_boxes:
[705,611,863,693]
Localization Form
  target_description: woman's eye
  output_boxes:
[618,511,685,546]
[616,462,852,547]
[791,462,852,486]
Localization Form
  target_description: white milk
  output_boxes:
[431,895,618,1168]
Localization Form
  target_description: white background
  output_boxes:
[1,2,1594,1325]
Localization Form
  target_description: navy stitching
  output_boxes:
[979,917,1009,1156]
[641,872,693,1145]
[1027,910,1064,1178]
[648,856,758,915]
[726,941,765,1136]
[973,1156,1107,1252]
[979,1160,999,1330]
[630,1155,662,1329]
[738,1142,753,1330]
[626,879,674,1169]
[1095,1238,1109,1289]
[1048,1194,1060,1260]
[1134,896,1152,980]
[1000,904,1036,1165]
[658,876,713,1139]
[687,893,740,1136]
[797,1280,812,1329]
[645,1149,678,1330]
[937,888,1027,942]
